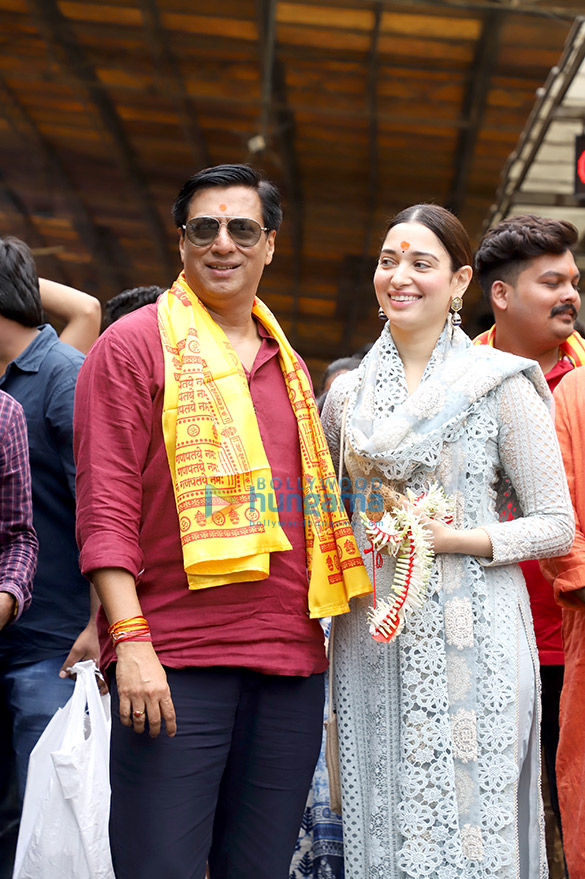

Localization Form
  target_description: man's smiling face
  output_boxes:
[178,185,276,312]
[504,250,581,349]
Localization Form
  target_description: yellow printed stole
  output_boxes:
[474,326,585,367]
[157,273,372,618]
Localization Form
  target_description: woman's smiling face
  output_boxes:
[374,221,469,337]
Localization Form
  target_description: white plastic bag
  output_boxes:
[13,660,115,879]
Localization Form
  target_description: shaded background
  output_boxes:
[0,0,584,377]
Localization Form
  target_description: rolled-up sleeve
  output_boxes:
[74,329,155,578]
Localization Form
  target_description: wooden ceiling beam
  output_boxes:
[445,10,503,216]
[508,191,585,208]
[0,77,129,294]
[272,56,304,347]
[137,0,210,171]
[257,0,304,348]
[340,1,382,353]
[0,172,72,287]
[200,97,472,129]
[26,0,174,277]
[386,0,580,19]
[257,0,277,145]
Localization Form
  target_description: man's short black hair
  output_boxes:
[474,215,579,306]
[319,356,363,394]
[104,285,165,327]
[172,164,283,233]
[0,237,43,327]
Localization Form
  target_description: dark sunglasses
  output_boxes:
[182,216,269,248]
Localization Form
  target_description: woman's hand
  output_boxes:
[115,641,177,738]
[420,517,493,559]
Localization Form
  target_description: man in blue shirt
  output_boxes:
[0,236,98,873]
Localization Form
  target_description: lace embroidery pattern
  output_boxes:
[447,653,472,703]
[461,824,484,860]
[321,324,572,879]
[451,709,478,763]
[445,597,474,650]
[455,765,474,814]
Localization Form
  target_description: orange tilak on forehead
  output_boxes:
[218,204,227,212]
[401,241,410,251]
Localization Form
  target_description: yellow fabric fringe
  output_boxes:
[474,325,585,368]
[157,273,372,618]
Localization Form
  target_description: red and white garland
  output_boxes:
[362,484,454,643]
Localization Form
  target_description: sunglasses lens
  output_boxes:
[227,218,261,247]
[184,217,264,247]
[186,217,219,246]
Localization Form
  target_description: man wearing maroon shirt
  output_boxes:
[474,214,584,871]
[74,165,364,879]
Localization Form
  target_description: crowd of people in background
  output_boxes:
[0,163,584,879]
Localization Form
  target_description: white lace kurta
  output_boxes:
[321,331,573,879]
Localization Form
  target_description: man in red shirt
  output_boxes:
[474,214,583,871]
[74,164,370,879]
[541,369,585,879]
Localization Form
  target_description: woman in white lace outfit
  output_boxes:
[321,204,573,879]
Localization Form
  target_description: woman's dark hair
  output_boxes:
[172,164,283,232]
[384,204,472,272]
[0,236,43,327]
[474,215,578,305]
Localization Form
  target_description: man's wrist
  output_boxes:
[0,591,17,625]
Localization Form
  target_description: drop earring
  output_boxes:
[450,296,463,326]
[378,306,387,321]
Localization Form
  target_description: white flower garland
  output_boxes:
[361,484,454,643]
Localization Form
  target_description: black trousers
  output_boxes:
[109,666,325,879]
[540,664,564,833]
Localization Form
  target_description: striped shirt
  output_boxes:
[0,390,37,621]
